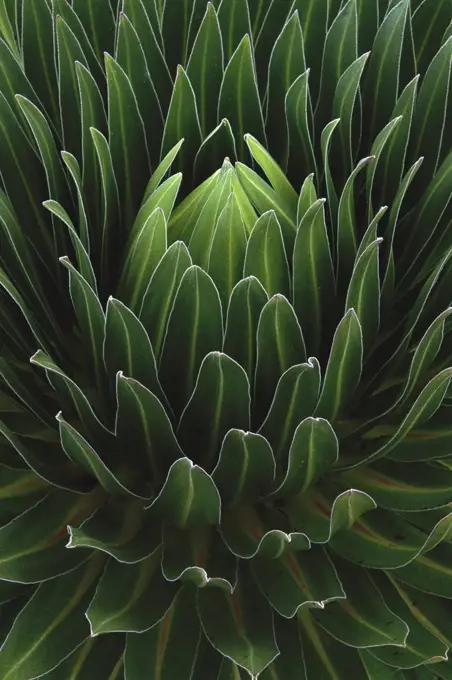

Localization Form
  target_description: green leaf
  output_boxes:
[0,92,55,266]
[125,585,203,680]
[318,0,358,129]
[57,412,138,498]
[217,0,251,62]
[244,134,298,213]
[0,556,104,680]
[177,352,251,469]
[212,429,275,507]
[72,0,116,64]
[53,0,105,89]
[39,635,125,680]
[159,266,223,417]
[365,116,403,221]
[332,52,370,181]
[218,35,266,160]
[22,0,59,123]
[188,161,234,268]
[336,156,375,286]
[236,165,297,247]
[254,295,306,426]
[399,307,452,405]
[296,173,317,224]
[197,565,279,676]
[116,11,163,164]
[258,359,321,467]
[193,118,238,184]
[167,169,222,241]
[43,200,97,292]
[15,95,70,210]
[119,208,167,311]
[207,192,248,310]
[187,2,223,136]
[56,14,88,161]
[363,368,452,464]
[299,610,370,680]
[61,150,90,253]
[103,297,167,404]
[370,574,449,667]
[30,350,112,447]
[87,551,177,635]
[60,256,106,391]
[285,70,317,184]
[409,36,452,187]
[89,126,120,284]
[243,211,290,298]
[105,52,150,227]
[0,1,19,58]
[373,74,419,207]
[314,309,363,422]
[412,0,452,75]
[67,494,161,564]
[129,174,182,247]
[143,139,185,200]
[291,0,329,103]
[223,276,268,382]
[362,0,409,147]
[273,418,338,499]
[402,149,452,279]
[265,11,306,169]
[341,460,452,512]
[252,544,345,619]
[345,238,383,347]
[161,523,237,587]
[161,66,202,177]
[0,491,95,583]
[292,198,335,356]
[320,118,340,228]
[311,558,409,649]
[115,374,183,486]
[285,487,377,545]
[122,0,173,111]
[148,457,220,528]
[139,241,192,359]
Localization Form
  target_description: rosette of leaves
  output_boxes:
[0,0,452,678]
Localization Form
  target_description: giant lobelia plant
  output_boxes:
[0,0,452,678]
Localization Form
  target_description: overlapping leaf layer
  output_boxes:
[0,0,452,678]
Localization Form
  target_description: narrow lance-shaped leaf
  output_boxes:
[314,309,363,422]
[124,586,203,680]
[148,457,221,528]
[208,191,248,309]
[218,34,266,160]
[161,66,202,177]
[293,198,335,356]
[254,295,306,427]
[213,429,275,507]
[105,53,151,228]
[139,241,193,360]
[197,565,279,676]
[177,352,251,469]
[103,297,167,405]
[266,11,306,169]
[223,276,268,382]
[345,238,383,348]
[86,551,178,635]
[273,418,339,499]
[159,266,223,417]
[243,211,290,298]
[187,2,224,136]
[0,555,105,680]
